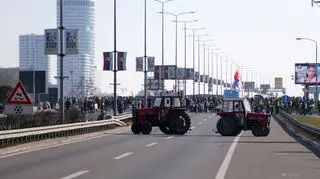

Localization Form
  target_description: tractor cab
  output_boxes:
[131,92,191,135]
[216,90,270,137]
[153,95,183,108]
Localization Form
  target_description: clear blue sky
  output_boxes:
[1,0,320,96]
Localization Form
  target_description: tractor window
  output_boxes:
[173,98,181,107]
[243,99,252,112]
[222,101,233,112]
[164,98,171,107]
[234,101,244,112]
[154,98,162,107]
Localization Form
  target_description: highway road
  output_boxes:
[0,113,319,179]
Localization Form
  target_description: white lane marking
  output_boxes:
[204,119,208,121]
[61,170,90,179]
[166,136,173,139]
[191,126,196,130]
[0,129,130,159]
[208,116,212,118]
[113,152,134,160]
[215,131,243,179]
[146,142,158,147]
[198,122,203,125]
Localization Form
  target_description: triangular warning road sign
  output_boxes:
[6,81,32,105]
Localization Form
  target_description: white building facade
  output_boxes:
[57,0,96,97]
[19,34,55,85]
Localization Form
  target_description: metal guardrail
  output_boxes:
[279,110,320,139]
[0,113,132,148]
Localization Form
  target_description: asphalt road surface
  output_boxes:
[0,113,319,179]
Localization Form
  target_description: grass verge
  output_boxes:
[296,116,320,128]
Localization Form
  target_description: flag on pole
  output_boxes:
[103,52,113,71]
[117,52,127,70]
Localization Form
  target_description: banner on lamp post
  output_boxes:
[176,68,185,80]
[136,57,143,71]
[194,72,199,82]
[65,29,79,54]
[185,68,194,80]
[44,29,59,55]
[117,52,127,71]
[103,52,113,71]
[147,57,155,72]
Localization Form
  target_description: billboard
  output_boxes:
[48,87,58,103]
[154,65,177,80]
[185,68,194,80]
[19,71,47,94]
[295,63,320,85]
[260,84,270,90]
[147,79,164,90]
[194,72,199,82]
[243,82,255,89]
[274,77,283,89]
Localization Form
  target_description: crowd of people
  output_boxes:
[2,90,318,117]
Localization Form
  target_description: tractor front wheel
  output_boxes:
[216,117,236,136]
[141,122,152,135]
[252,125,270,137]
[131,123,141,134]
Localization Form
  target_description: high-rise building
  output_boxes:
[19,34,55,85]
[57,0,96,97]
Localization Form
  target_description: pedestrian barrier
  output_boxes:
[0,113,132,148]
[278,110,320,139]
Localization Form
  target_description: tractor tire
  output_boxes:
[159,124,173,135]
[252,125,269,137]
[233,127,242,136]
[141,122,152,135]
[216,117,236,136]
[131,123,141,134]
[171,111,191,135]
[260,127,270,137]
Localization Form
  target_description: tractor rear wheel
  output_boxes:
[233,127,242,136]
[216,117,236,136]
[171,111,191,135]
[131,123,141,134]
[159,124,173,134]
[141,122,152,135]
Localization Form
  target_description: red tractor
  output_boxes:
[216,98,270,137]
[131,94,191,135]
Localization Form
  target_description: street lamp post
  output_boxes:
[113,0,118,116]
[225,56,228,90]
[32,48,36,104]
[296,37,318,101]
[196,34,209,95]
[220,55,223,94]
[212,49,222,95]
[158,11,195,92]
[198,39,214,95]
[186,28,205,96]
[174,20,198,94]
[154,0,174,91]
[177,20,198,94]
[70,70,74,99]
[211,50,214,95]
[144,0,147,108]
